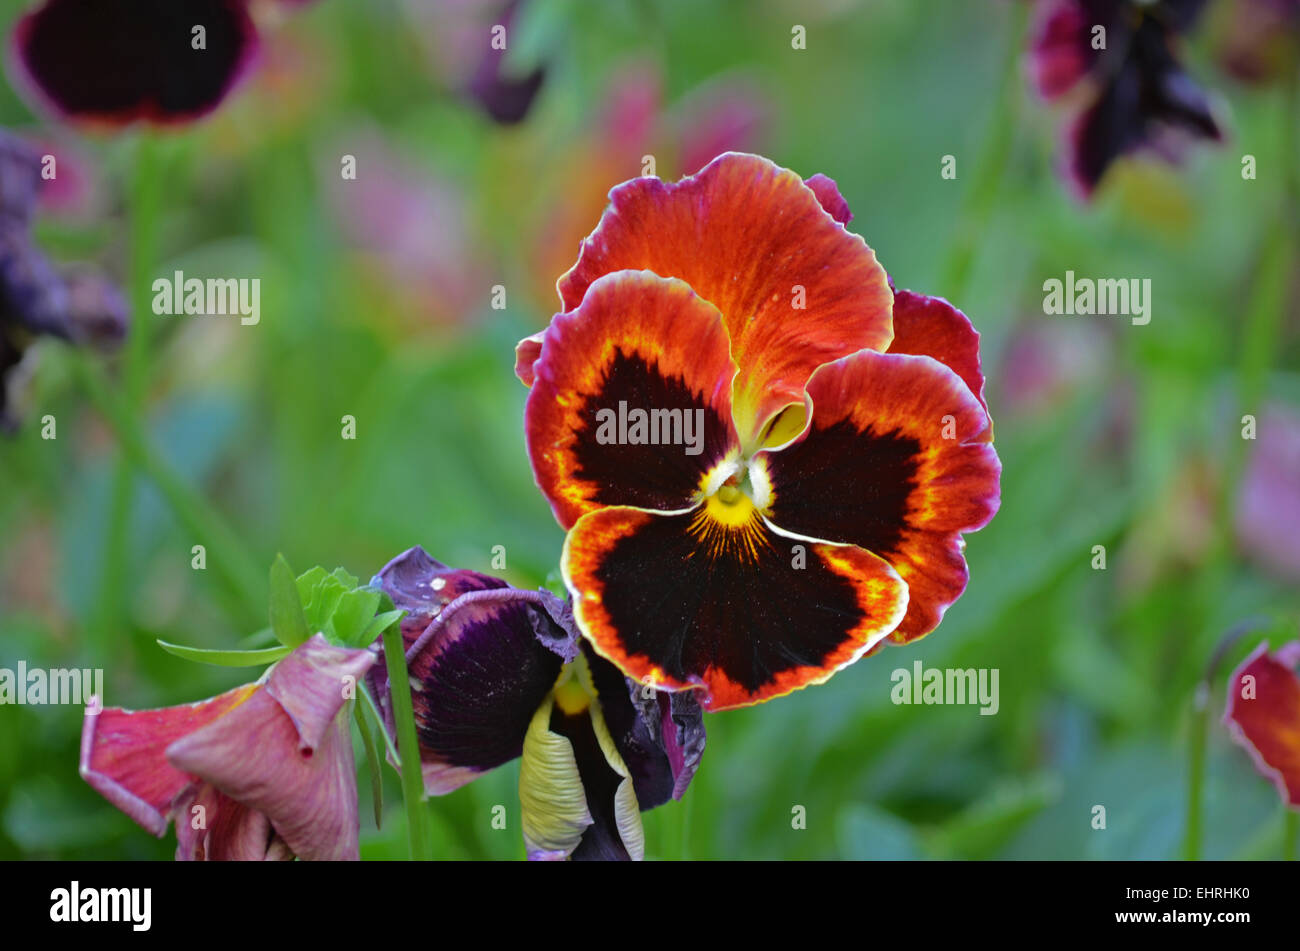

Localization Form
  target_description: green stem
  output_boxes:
[92,136,164,656]
[382,621,432,860]
[937,0,1027,300]
[74,355,265,618]
[1285,810,1298,861]
[359,683,403,766]
[1183,682,1208,860]
[353,700,384,831]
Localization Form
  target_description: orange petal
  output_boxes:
[557,152,893,445]
[759,348,1000,643]
[562,504,908,712]
[526,270,741,530]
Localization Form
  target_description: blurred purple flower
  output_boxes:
[1029,0,1224,198]
[321,127,489,330]
[402,0,547,125]
[81,634,376,861]
[1236,406,1300,582]
[1,130,126,431]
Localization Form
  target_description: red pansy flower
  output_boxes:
[516,152,1001,711]
[1224,641,1300,809]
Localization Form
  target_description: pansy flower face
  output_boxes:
[368,547,704,860]
[516,152,1001,711]
[11,0,259,126]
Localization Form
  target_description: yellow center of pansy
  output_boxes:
[697,453,773,528]
[705,484,755,527]
[550,651,596,715]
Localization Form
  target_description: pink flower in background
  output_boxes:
[321,127,490,331]
[1236,406,1300,582]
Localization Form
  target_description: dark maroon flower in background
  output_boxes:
[465,0,546,124]
[9,0,260,127]
[401,0,547,126]
[1030,0,1224,198]
[1,130,126,431]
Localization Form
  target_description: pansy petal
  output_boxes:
[514,330,545,388]
[519,695,593,860]
[563,505,908,711]
[173,783,292,861]
[527,270,740,529]
[166,687,362,861]
[572,698,643,861]
[584,640,705,808]
[1224,642,1300,808]
[79,683,258,837]
[760,349,1000,643]
[557,152,893,444]
[887,289,989,422]
[804,172,852,225]
[12,0,259,127]
[262,634,378,753]
[519,693,644,861]
[369,547,568,794]
[1029,0,1100,100]
[1066,20,1222,197]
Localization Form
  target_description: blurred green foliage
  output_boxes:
[0,0,1297,860]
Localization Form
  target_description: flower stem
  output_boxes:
[1285,809,1298,861]
[381,620,432,860]
[73,354,265,618]
[1183,682,1208,860]
[93,135,164,655]
[937,0,1027,300]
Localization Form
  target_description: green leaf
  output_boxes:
[329,587,383,647]
[157,640,292,668]
[330,566,360,590]
[356,609,406,648]
[269,554,311,648]
[299,569,350,634]
[294,565,328,608]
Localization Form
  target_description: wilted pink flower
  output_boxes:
[80,635,376,860]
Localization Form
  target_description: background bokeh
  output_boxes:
[1,0,1298,860]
